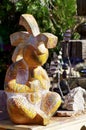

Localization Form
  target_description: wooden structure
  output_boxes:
[76,22,86,39]
[0,112,86,130]
[61,40,86,64]
[77,0,86,16]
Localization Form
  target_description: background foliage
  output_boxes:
[0,0,77,89]
[0,0,77,47]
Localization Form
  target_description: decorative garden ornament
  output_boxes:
[4,14,61,125]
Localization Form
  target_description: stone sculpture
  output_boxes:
[4,14,61,125]
[62,87,86,111]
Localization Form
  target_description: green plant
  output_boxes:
[0,0,77,88]
[0,0,77,48]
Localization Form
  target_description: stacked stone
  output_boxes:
[62,87,86,111]
[45,52,59,82]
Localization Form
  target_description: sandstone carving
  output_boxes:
[4,14,61,125]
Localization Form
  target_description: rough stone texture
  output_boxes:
[3,14,61,125]
[62,87,86,111]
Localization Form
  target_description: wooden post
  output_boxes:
[77,0,86,16]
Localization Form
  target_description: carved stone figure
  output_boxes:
[4,14,61,125]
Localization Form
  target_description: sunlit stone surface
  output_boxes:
[4,14,61,125]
